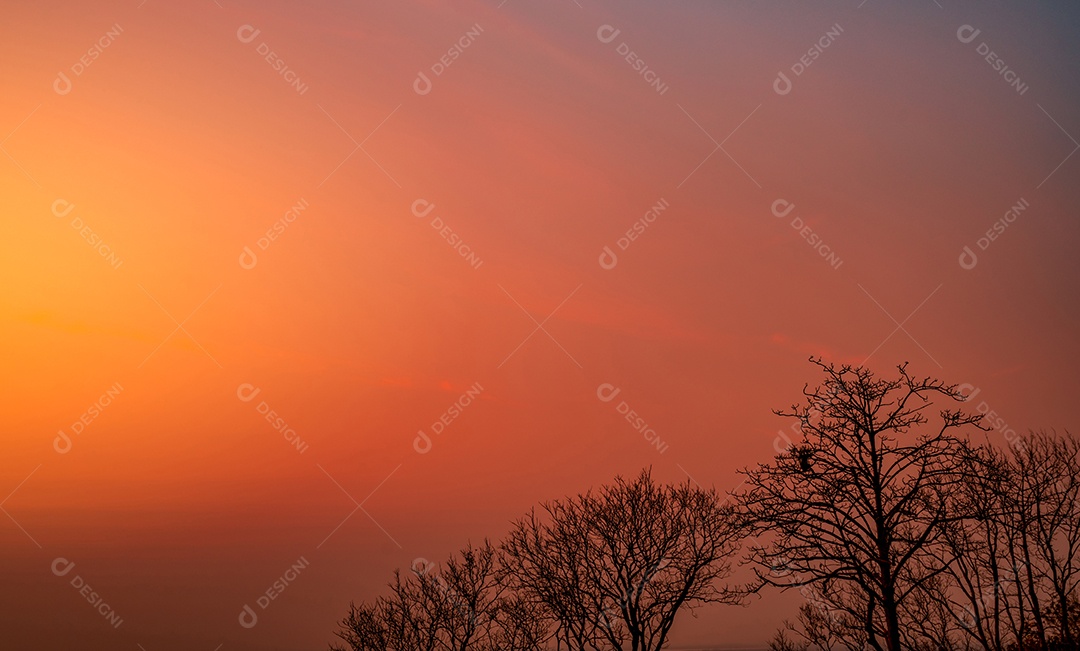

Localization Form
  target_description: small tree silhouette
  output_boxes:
[331,471,741,651]
[502,468,742,651]
[331,540,540,651]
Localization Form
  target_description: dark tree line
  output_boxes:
[332,359,1080,650]
[332,472,740,651]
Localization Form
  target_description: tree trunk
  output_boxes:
[881,581,903,651]
[1020,530,1048,648]
[865,593,886,651]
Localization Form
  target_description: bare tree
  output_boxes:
[332,540,524,651]
[927,444,1021,651]
[933,433,1080,651]
[738,358,983,651]
[332,600,393,651]
[1016,432,1080,649]
[501,504,613,651]
[423,540,504,650]
[331,570,439,651]
[486,593,550,651]
[899,572,970,651]
[766,602,868,651]
[501,468,742,651]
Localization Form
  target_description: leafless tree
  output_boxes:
[925,444,1019,651]
[501,468,742,651]
[766,602,868,651]
[931,432,1080,651]
[332,540,533,651]
[1015,432,1080,649]
[501,503,612,651]
[738,358,983,651]
[332,599,392,651]
[485,593,551,651]
[331,359,1079,651]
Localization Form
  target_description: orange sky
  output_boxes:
[2,1,1079,649]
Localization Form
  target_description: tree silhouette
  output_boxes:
[930,431,1080,650]
[767,602,867,651]
[330,358,1080,651]
[331,540,537,651]
[501,468,742,651]
[332,471,741,651]
[738,358,983,651]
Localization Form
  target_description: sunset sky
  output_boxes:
[2,0,1079,649]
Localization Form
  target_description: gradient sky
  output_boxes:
[2,1,1079,649]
